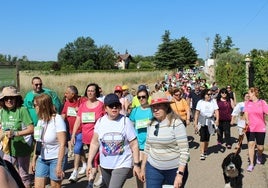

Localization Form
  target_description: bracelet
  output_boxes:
[176,170,184,176]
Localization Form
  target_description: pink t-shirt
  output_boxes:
[245,100,268,132]
[77,101,105,144]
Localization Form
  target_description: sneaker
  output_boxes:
[69,171,78,182]
[256,153,263,164]
[217,141,222,146]
[204,152,208,158]
[226,145,232,149]
[247,165,254,172]
[78,166,86,175]
[94,176,103,187]
[200,154,205,160]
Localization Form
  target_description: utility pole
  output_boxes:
[205,37,210,60]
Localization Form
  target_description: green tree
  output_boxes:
[210,34,222,59]
[95,45,117,69]
[211,34,234,59]
[58,36,98,70]
[215,50,246,99]
[155,30,197,70]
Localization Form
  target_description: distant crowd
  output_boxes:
[0,69,267,188]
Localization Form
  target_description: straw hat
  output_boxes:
[150,91,173,106]
[0,86,20,100]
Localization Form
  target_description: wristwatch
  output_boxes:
[176,170,184,176]
[133,162,141,167]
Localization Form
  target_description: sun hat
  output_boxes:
[122,85,129,90]
[114,85,122,92]
[104,93,121,106]
[150,91,173,106]
[0,86,20,100]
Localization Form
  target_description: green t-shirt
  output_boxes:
[23,88,62,126]
[0,107,33,157]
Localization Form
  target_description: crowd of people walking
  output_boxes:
[0,71,267,187]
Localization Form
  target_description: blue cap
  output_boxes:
[104,93,121,106]
[138,84,147,92]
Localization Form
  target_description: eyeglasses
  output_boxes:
[108,103,121,109]
[154,123,160,136]
[207,93,212,96]
[35,83,42,87]
[221,92,227,94]
[137,95,147,100]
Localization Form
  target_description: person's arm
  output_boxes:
[129,138,141,178]
[140,153,148,182]
[194,110,200,131]
[214,109,219,126]
[56,131,66,179]
[70,116,81,145]
[86,133,100,177]
[0,166,19,188]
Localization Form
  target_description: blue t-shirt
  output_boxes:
[129,106,153,150]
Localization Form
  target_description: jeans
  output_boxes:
[145,162,188,188]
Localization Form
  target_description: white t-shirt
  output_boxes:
[36,114,67,160]
[196,99,218,117]
[95,114,136,169]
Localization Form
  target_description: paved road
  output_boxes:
[61,124,268,188]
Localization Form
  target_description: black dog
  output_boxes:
[222,152,242,188]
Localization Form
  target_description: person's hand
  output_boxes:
[174,174,183,188]
[86,163,93,177]
[70,135,75,146]
[186,119,190,126]
[5,130,13,138]
[133,166,141,180]
[31,159,36,173]
[56,165,64,180]
[139,167,146,182]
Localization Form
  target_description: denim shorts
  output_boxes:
[74,133,84,154]
[35,156,66,181]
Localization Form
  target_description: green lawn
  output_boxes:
[0,66,17,88]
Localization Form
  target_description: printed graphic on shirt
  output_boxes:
[101,132,125,156]
[81,112,95,123]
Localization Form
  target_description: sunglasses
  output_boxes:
[33,103,38,108]
[221,92,227,94]
[4,96,15,101]
[207,93,212,96]
[35,83,42,87]
[154,123,160,136]
[108,103,121,109]
[174,93,181,97]
[137,95,147,100]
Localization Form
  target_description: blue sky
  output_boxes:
[1,0,267,61]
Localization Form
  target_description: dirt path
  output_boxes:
[62,124,268,188]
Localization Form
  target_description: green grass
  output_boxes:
[0,66,17,88]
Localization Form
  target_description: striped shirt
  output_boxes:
[144,117,189,170]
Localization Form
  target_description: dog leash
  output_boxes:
[234,124,249,155]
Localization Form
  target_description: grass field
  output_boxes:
[0,66,17,88]
[19,70,168,98]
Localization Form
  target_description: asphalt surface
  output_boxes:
[61,124,268,188]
